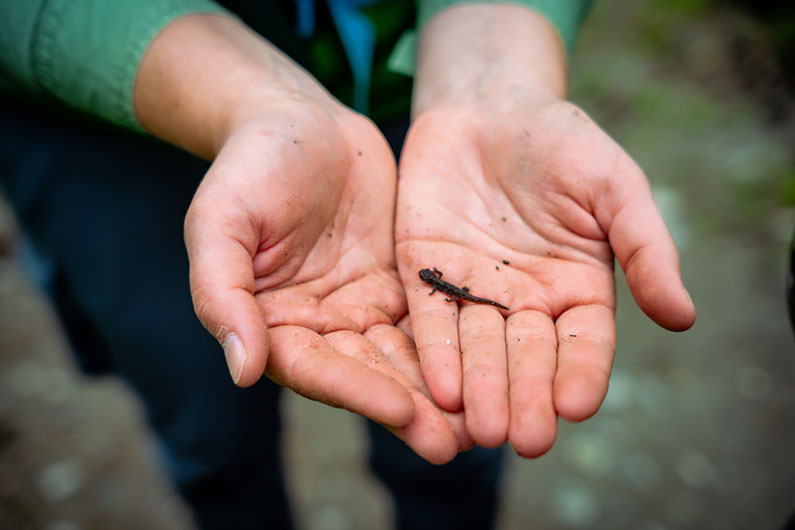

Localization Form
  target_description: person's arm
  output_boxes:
[397,3,695,455]
[0,0,230,131]
[415,0,593,59]
[2,2,473,463]
[133,12,332,159]
[0,0,323,158]
[412,2,570,116]
[143,14,471,462]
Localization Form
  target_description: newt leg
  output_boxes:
[432,267,443,278]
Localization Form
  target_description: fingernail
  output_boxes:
[222,333,247,385]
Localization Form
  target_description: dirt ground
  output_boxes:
[1,1,794,529]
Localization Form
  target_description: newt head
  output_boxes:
[418,268,436,282]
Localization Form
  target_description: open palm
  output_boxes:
[396,99,695,456]
[185,103,469,463]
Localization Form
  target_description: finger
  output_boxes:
[267,326,415,427]
[363,325,429,399]
[185,204,268,388]
[601,161,695,331]
[506,310,558,458]
[367,325,469,463]
[367,324,472,451]
[460,305,509,448]
[553,305,616,422]
[396,314,414,340]
[404,282,463,412]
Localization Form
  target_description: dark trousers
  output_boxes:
[0,106,503,530]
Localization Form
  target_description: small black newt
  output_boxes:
[418,267,509,311]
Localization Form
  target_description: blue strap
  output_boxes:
[294,0,315,37]
[294,0,378,113]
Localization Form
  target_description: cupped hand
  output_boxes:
[395,98,695,456]
[185,100,469,463]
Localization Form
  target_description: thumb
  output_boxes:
[600,159,696,331]
[185,203,269,387]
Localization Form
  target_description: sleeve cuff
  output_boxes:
[32,0,233,131]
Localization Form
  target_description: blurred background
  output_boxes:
[1,0,793,529]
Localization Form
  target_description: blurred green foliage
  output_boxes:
[727,0,795,83]
[779,171,795,206]
[571,0,794,246]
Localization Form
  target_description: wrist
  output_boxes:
[134,14,333,159]
[412,4,567,117]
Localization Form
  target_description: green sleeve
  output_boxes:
[389,0,594,75]
[0,0,232,131]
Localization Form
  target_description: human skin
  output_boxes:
[133,6,695,463]
[396,4,696,456]
[133,14,472,464]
